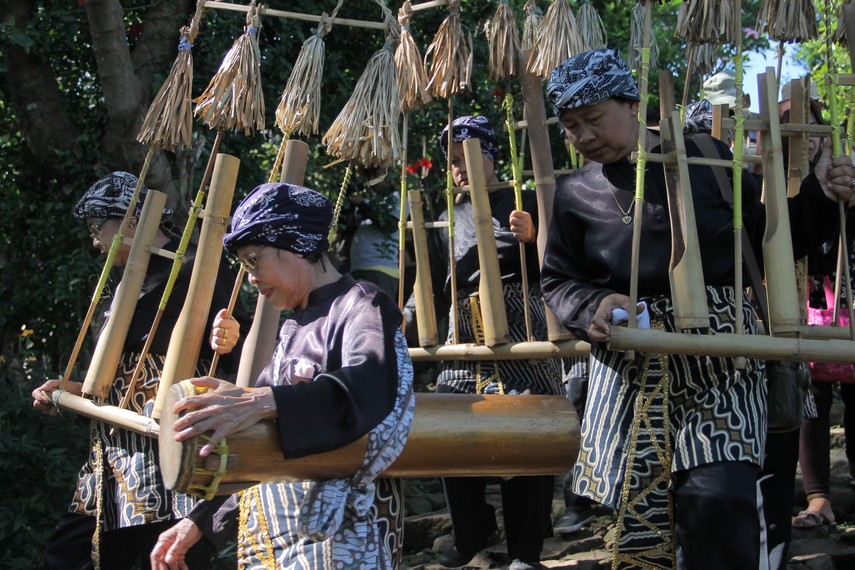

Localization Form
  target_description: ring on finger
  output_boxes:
[851,177,855,187]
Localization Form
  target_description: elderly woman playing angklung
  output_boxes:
[540,49,855,569]
[150,183,414,570]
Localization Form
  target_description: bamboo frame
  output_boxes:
[407,189,439,347]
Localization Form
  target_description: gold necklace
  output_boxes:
[608,182,635,225]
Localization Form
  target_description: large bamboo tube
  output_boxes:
[464,137,509,346]
[408,339,591,361]
[82,191,167,400]
[407,189,439,347]
[153,154,240,418]
[660,112,709,331]
[608,326,855,364]
[518,47,570,341]
[758,69,801,336]
[235,140,309,388]
[159,381,580,497]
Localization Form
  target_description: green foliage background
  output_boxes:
[0,0,812,566]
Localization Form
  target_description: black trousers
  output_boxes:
[760,428,801,570]
[673,461,761,570]
[43,512,213,570]
[442,474,553,563]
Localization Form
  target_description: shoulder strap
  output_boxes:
[693,134,770,332]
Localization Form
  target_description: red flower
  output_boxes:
[493,87,505,99]
[407,157,433,175]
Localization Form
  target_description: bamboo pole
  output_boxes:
[408,189,439,347]
[80,192,167,400]
[207,265,246,377]
[408,339,590,361]
[464,138,509,346]
[235,140,309,388]
[201,0,385,30]
[153,154,240,418]
[51,390,159,438]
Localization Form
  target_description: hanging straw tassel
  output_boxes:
[194,1,265,135]
[627,0,658,72]
[488,0,522,82]
[758,0,818,42]
[676,0,738,44]
[425,0,473,99]
[522,0,543,50]
[835,0,855,43]
[576,0,607,51]
[275,1,347,139]
[396,0,433,113]
[527,0,583,78]
[323,4,402,167]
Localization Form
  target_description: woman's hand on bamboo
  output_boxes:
[509,210,536,243]
[209,308,240,354]
[31,379,82,413]
[172,377,277,457]
[589,293,633,343]
[814,138,855,204]
[150,518,201,570]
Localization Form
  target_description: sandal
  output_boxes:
[792,510,834,528]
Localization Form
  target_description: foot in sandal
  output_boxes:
[792,510,835,528]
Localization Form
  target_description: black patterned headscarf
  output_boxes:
[683,99,714,134]
[72,171,173,221]
[546,48,640,117]
[439,115,501,164]
[223,183,333,256]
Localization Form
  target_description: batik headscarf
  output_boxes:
[546,48,640,117]
[72,171,173,221]
[439,115,501,165]
[683,99,714,134]
[223,182,333,256]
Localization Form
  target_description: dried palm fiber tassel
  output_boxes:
[522,0,543,50]
[488,0,521,82]
[396,0,432,113]
[834,0,854,43]
[627,0,658,72]
[757,0,818,42]
[323,2,402,168]
[425,0,473,99]
[137,1,206,151]
[275,1,345,139]
[527,0,583,78]
[576,0,607,51]
[676,0,738,44]
[194,0,265,135]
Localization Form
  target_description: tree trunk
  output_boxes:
[0,0,80,174]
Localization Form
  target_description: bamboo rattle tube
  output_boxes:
[464,138,509,346]
[82,191,167,400]
[159,380,580,498]
[235,140,309,388]
[407,189,439,347]
[153,154,240,418]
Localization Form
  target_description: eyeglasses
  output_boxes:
[237,245,265,272]
[87,218,109,241]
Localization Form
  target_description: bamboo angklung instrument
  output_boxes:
[235,140,310,388]
[80,192,168,400]
[624,0,654,357]
[758,69,802,337]
[120,4,266,407]
[659,107,710,332]
[159,380,580,498]
[464,137,509,346]
[152,154,240,418]
[425,0,472,344]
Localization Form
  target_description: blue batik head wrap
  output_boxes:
[683,99,714,134]
[546,48,640,117]
[223,183,333,256]
[72,171,173,222]
[439,115,501,164]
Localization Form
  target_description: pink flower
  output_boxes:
[744,27,760,40]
